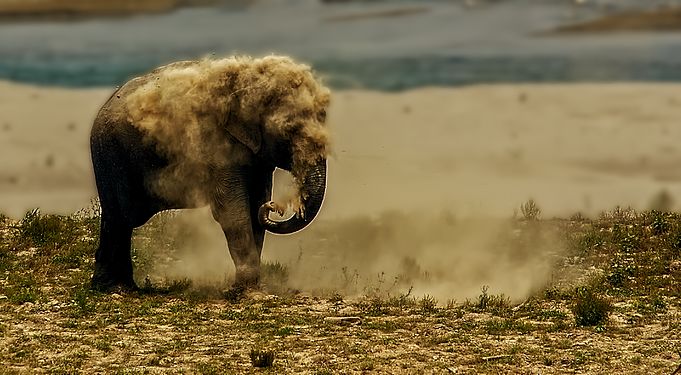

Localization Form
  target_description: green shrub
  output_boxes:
[572,287,611,327]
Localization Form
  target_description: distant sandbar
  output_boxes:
[554,6,681,33]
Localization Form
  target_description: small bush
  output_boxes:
[520,199,541,221]
[360,296,390,316]
[17,209,79,250]
[250,348,275,368]
[572,287,611,327]
[606,258,636,288]
[19,209,61,246]
[467,286,510,316]
[484,318,534,335]
[634,294,667,316]
[419,294,438,314]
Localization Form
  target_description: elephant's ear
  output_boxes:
[225,119,262,154]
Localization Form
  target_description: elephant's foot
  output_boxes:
[91,265,138,293]
[91,276,139,293]
[234,267,260,288]
[223,284,247,302]
[224,268,260,301]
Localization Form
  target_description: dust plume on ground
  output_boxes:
[132,208,234,287]
[132,197,564,303]
[267,210,563,303]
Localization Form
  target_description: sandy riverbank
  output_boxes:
[1,80,680,220]
[554,6,681,33]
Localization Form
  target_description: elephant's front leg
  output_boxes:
[211,176,261,289]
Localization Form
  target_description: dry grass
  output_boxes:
[0,206,680,373]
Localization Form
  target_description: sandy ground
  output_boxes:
[1,80,680,220]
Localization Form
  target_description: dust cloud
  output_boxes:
[268,208,563,303]
[134,176,564,303]
[132,208,234,287]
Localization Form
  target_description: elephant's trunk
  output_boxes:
[258,159,327,234]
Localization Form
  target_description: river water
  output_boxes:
[1,0,681,89]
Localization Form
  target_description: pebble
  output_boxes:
[323,316,361,324]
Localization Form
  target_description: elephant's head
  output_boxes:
[222,56,331,235]
[122,56,330,226]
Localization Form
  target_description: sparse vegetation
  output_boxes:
[0,206,679,373]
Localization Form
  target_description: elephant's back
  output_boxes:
[90,72,158,156]
[94,60,200,130]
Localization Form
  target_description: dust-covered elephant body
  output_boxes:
[90,56,330,291]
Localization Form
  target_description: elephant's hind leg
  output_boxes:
[91,214,136,291]
[90,136,144,291]
[92,196,165,292]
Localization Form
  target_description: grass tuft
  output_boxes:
[466,285,511,316]
[249,348,275,368]
[261,261,289,290]
[419,294,438,314]
[7,273,40,305]
[520,199,541,221]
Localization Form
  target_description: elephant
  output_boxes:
[89,55,331,292]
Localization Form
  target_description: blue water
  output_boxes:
[1,0,681,90]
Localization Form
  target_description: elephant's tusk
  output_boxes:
[258,201,286,226]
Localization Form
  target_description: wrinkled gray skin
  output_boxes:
[90,64,327,292]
